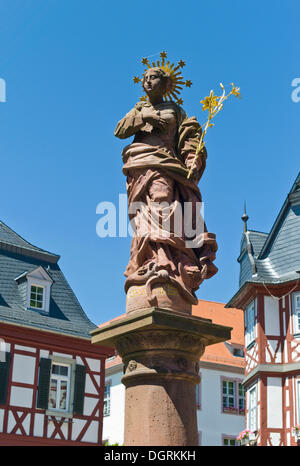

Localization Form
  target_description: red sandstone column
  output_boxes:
[91,307,231,446]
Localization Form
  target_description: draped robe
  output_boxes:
[115,100,217,304]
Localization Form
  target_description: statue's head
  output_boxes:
[134,53,191,105]
[142,67,172,100]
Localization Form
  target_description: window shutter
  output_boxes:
[73,364,86,415]
[36,358,51,409]
[0,352,11,405]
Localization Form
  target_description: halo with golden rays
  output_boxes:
[133,51,192,105]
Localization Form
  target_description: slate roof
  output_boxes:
[237,172,300,289]
[0,220,60,263]
[0,220,97,339]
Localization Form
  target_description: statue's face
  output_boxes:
[143,69,166,99]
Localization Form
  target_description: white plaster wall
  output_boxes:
[85,358,101,373]
[85,373,99,395]
[53,352,72,359]
[10,386,33,408]
[197,367,245,446]
[72,418,86,441]
[7,410,31,435]
[47,420,68,439]
[83,395,99,417]
[33,413,44,437]
[267,377,283,428]
[266,339,282,363]
[82,420,98,443]
[15,345,36,353]
[102,370,125,445]
[12,353,36,385]
[264,297,280,336]
[286,409,290,429]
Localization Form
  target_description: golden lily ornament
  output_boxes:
[187,82,241,179]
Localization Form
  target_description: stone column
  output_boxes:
[91,307,231,446]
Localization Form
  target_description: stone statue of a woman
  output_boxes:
[115,64,218,313]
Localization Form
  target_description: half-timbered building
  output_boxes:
[0,220,113,445]
[226,172,300,446]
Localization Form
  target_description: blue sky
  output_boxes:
[0,0,299,325]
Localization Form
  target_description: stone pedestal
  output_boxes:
[126,283,193,314]
[91,307,231,446]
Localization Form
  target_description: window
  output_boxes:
[103,383,111,416]
[49,363,71,412]
[248,385,257,431]
[223,437,237,446]
[293,292,300,334]
[15,266,53,313]
[223,380,236,412]
[36,357,86,417]
[245,300,256,347]
[239,383,246,415]
[233,347,244,358]
[222,379,244,415]
[30,285,44,310]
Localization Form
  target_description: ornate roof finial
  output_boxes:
[241,201,249,233]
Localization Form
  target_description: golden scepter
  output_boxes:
[187,82,241,179]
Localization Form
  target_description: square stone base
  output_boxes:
[91,306,232,349]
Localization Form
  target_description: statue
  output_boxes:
[92,55,235,447]
[115,54,218,313]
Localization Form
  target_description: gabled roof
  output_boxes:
[247,230,268,257]
[0,220,60,263]
[237,172,300,288]
[259,171,300,258]
[0,220,96,339]
[15,266,54,284]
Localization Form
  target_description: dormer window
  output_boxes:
[15,266,53,314]
[30,285,45,310]
[233,347,244,358]
[224,341,244,358]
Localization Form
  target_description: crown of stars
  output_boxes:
[133,51,192,106]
